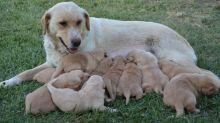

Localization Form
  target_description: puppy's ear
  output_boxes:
[83,11,90,31]
[41,11,51,34]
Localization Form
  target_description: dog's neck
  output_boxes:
[44,34,68,54]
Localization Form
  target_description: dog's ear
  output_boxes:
[41,11,51,34]
[83,11,90,31]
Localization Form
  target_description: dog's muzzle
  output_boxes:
[59,37,78,54]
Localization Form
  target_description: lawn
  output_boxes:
[0,0,220,122]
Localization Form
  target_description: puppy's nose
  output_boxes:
[71,39,81,47]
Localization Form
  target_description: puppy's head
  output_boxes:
[192,74,219,95]
[127,49,157,67]
[90,49,108,62]
[200,82,218,95]
[42,2,90,53]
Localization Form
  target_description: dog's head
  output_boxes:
[42,2,90,53]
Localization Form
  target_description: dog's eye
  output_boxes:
[59,21,67,27]
[76,20,82,26]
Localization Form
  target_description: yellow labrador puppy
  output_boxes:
[91,57,113,76]
[33,68,56,84]
[163,73,219,117]
[127,49,169,94]
[51,49,107,79]
[1,2,197,87]
[103,56,126,102]
[25,70,89,114]
[159,58,202,79]
[117,62,143,105]
[47,75,117,112]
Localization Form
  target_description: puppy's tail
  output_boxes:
[47,79,57,94]
[124,90,131,105]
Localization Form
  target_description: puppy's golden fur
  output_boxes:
[163,73,219,116]
[47,75,117,112]
[117,62,143,105]
[51,49,107,79]
[25,70,89,114]
[127,49,169,94]
[159,58,202,79]
[91,57,113,76]
[33,68,56,84]
[102,56,126,102]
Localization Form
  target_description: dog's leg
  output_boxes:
[0,63,52,87]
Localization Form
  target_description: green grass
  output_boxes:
[0,0,220,122]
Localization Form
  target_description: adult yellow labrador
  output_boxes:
[0,2,197,87]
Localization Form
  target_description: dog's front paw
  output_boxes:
[0,81,7,87]
[0,77,22,87]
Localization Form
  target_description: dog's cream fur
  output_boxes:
[117,62,143,105]
[163,73,219,116]
[127,49,169,94]
[47,75,116,112]
[25,70,89,114]
[0,2,197,87]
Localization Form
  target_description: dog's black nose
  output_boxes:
[71,39,81,47]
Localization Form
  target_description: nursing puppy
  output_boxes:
[47,75,116,112]
[91,57,113,76]
[159,58,202,79]
[51,49,107,79]
[127,49,169,94]
[103,56,126,102]
[33,68,56,84]
[117,62,143,105]
[163,73,219,116]
[25,70,89,114]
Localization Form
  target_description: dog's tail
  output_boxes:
[47,79,57,94]
[124,90,131,105]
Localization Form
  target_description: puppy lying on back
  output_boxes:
[33,68,56,84]
[117,62,143,105]
[127,49,169,94]
[91,57,113,76]
[159,58,202,79]
[52,49,107,79]
[25,70,89,114]
[47,75,117,112]
[163,73,219,116]
[103,56,126,102]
